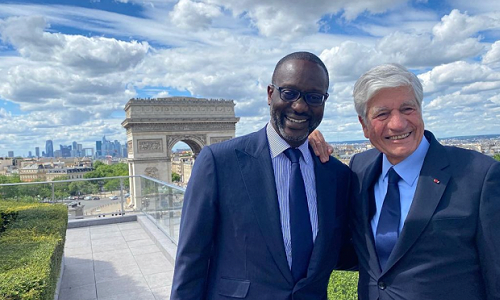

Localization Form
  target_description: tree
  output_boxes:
[172,172,181,182]
[0,175,22,200]
[494,154,500,162]
[84,162,130,192]
[52,176,71,199]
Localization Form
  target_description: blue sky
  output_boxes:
[0,0,500,157]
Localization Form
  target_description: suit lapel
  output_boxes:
[359,154,384,277]
[235,127,294,284]
[383,131,450,273]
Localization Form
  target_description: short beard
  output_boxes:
[270,106,321,144]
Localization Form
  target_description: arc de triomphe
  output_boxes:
[122,97,239,209]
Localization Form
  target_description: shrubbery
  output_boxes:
[328,270,358,300]
[0,200,67,300]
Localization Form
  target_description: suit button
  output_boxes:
[378,281,386,290]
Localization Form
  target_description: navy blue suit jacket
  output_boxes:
[171,127,352,300]
[349,130,500,300]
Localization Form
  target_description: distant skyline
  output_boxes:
[1,0,500,156]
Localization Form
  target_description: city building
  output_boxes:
[45,140,54,157]
[96,141,102,157]
[171,151,194,186]
[19,164,49,182]
[60,145,72,158]
[8,151,14,158]
[45,167,92,181]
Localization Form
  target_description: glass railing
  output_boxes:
[0,175,185,244]
[0,176,136,219]
[139,176,184,244]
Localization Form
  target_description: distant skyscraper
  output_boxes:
[60,145,71,158]
[28,151,32,157]
[45,140,54,157]
[72,141,78,157]
[114,140,121,157]
[96,141,102,157]
[35,147,40,157]
[122,144,127,158]
[8,151,14,158]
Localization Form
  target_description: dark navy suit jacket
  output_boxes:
[170,127,352,300]
[349,130,500,300]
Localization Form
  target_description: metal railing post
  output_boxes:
[120,178,125,214]
[51,183,55,202]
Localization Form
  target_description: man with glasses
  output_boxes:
[171,52,354,300]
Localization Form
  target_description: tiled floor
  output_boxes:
[60,221,174,300]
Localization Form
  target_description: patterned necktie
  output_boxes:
[375,167,401,270]
[284,148,313,282]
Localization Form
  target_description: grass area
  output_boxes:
[328,270,358,300]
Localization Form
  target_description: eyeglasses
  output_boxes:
[271,84,328,106]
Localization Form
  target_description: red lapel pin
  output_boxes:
[433,179,440,184]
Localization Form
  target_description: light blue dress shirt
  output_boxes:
[266,123,319,269]
[371,136,430,240]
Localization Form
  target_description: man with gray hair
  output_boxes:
[310,63,500,300]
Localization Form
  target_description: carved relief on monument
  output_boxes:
[210,137,232,144]
[137,139,163,153]
[131,122,235,133]
[136,105,234,115]
[144,167,159,179]
[127,141,133,154]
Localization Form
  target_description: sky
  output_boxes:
[1,0,500,157]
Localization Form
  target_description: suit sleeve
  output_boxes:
[170,146,219,300]
[477,161,500,300]
[335,167,359,271]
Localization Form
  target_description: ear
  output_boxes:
[358,115,370,139]
[267,85,274,105]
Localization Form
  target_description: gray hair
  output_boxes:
[353,63,423,121]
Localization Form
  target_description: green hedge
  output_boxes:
[0,201,68,300]
[328,270,358,300]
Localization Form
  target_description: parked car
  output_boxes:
[84,196,92,200]
[92,196,100,200]
[109,196,118,200]
[77,196,85,200]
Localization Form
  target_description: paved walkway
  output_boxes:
[60,221,174,300]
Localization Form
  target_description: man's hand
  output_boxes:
[308,130,333,163]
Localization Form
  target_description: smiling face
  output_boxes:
[359,86,424,165]
[267,59,328,148]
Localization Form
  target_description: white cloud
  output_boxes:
[461,81,500,93]
[445,0,500,14]
[321,9,491,79]
[0,16,150,76]
[419,61,499,94]
[170,0,222,30]
[204,0,410,39]
[321,41,385,82]
[432,9,489,42]
[483,40,500,64]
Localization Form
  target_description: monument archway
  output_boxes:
[122,97,239,209]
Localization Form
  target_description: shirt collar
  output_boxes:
[381,134,430,186]
[266,122,312,165]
